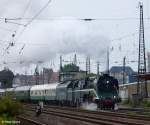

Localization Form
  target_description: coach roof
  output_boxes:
[30,83,59,91]
[15,85,31,91]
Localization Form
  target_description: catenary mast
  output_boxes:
[137,3,148,98]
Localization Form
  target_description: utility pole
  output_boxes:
[25,70,27,85]
[137,3,148,98]
[106,48,109,75]
[43,68,44,84]
[97,61,100,77]
[86,56,90,74]
[74,54,77,65]
[88,56,90,74]
[59,55,62,82]
[86,57,88,76]
[123,56,126,84]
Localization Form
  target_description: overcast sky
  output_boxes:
[0,0,150,74]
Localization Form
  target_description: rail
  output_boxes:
[16,116,47,125]
[24,104,150,125]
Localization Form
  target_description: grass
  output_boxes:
[142,100,150,108]
[126,111,137,116]
[121,99,133,107]
[122,98,150,108]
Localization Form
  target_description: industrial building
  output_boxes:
[110,66,137,84]
[119,81,150,100]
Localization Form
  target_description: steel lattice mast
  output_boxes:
[137,3,148,98]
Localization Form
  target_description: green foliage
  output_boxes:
[62,64,79,72]
[142,100,150,107]
[122,99,150,108]
[0,96,23,118]
[86,73,96,77]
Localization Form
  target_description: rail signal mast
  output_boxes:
[137,3,148,98]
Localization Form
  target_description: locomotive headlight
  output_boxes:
[106,81,109,84]
[114,96,116,98]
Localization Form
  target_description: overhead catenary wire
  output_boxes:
[2,0,32,56]
[3,17,150,21]
[24,0,52,27]
[12,0,34,43]
[13,0,52,54]
[19,44,25,54]
[2,0,52,56]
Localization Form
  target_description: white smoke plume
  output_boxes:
[0,0,110,73]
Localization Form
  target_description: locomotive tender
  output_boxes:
[0,74,121,109]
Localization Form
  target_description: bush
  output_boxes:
[0,96,23,118]
[142,100,150,108]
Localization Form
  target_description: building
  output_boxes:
[50,72,59,82]
[42,68,53,83]
[60,71,86,81]
[119,81,150,100]
[110,66,137,84]
[59,63,86,81]
[13,68,59,86]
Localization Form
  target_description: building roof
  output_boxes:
[110,66,135,75]
[45,83,59,90]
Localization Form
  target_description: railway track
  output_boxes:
[23,104,150,125]
[25,103,150,120]
[46,105,150,118]
[16,116,47,125]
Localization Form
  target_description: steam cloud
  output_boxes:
[18,20,109,61]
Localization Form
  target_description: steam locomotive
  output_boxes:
[0,74,121,110]
[96,74,120,109]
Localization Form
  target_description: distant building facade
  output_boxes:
[13,68,59,86]
[110,66,137,84]
[50,72,59,82]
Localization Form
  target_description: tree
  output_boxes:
[34,65,39,85]
[62,64,79,72]
[86,73,96,77]
[0,69,14,88]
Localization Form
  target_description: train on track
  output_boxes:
[0,74,121,109]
